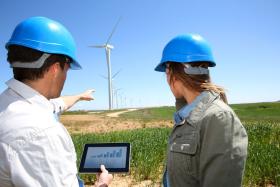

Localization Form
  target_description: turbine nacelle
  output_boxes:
[106,44,114,49]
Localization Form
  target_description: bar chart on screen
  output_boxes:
[93,148,123,158]
[84,147,127,168]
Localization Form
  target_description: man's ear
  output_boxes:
[49,62,60,77]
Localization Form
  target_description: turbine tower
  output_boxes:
[89,17,121,110]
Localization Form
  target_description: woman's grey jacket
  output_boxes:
[166,91,248,187]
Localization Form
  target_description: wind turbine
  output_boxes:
[89,17,121,110]
[99,69,122,109]
[113,88,122,109]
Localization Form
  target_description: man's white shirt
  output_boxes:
[0,79,79,187]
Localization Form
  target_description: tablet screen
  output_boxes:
[79,143,131,173]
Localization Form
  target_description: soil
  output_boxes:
[60,110,173,134]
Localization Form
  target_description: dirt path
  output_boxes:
[106,109,138,118]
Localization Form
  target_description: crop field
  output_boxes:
[61,102,280,187]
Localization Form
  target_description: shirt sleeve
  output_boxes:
[1,127,79,187]
[50,98,67,115]
[0,142,13,187]
[199,111,248,187]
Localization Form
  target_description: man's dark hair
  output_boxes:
[7,45,71,81]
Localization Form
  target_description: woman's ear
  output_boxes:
[171,76,177,88]
[171,73,179,83]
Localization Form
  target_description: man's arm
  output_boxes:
[0,127,80,187]
[50,89,95,114]
[60,89,95,110]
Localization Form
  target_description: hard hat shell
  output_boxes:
[155,34,216,72]
[6,16,81,70]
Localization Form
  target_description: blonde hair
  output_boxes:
[168,62,228,104]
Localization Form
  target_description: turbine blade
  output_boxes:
[105,16,122,45]
[99,75,108,79]
[112,69,122,79]
[88,45,106,48]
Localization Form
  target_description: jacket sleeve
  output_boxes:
[199,111,248,187]
[175,98,187,111]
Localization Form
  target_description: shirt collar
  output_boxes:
[6,78,54,112]
[174,91,208,125]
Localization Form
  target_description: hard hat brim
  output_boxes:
[6,41,82,70]
[154,59,216,72]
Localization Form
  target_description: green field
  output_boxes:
[73,128,171,184]
[231,102,280,122]
[119,102,280,122]
[72,102,280,186]
[119,106,175,121]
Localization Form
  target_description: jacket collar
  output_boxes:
[174,91,207,125]
[174,91,220,126]
[186,91,220,125]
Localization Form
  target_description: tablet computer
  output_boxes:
[79,143,131,173]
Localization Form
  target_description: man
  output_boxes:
[0,16,112,187]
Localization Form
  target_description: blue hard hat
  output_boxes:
[6,16,81,70]
[155,34,216,72]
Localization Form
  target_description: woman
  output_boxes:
[154,34,248,187]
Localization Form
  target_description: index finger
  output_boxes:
[100,165,108,173]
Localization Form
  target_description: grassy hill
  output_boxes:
[120,102,280,122]
[231,102,280,122]
[62,102,280,122]
[120,106,175,121]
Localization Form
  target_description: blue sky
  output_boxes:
[1,0,279,110]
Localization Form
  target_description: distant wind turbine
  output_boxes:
[99,69,122,109]
[89,17,122,110]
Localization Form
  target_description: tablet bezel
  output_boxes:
[79,143,131,173]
